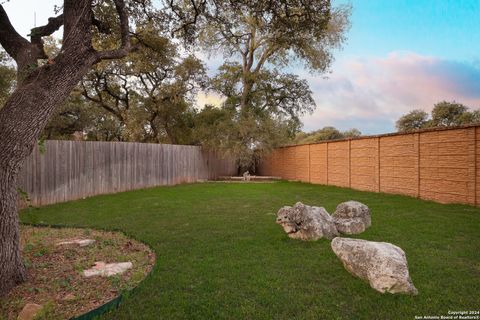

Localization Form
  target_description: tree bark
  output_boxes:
[0,167,26,296]
[0,50,97,296]
[0,0,134,296]
[240,77,253,112]
[0,0,96,294]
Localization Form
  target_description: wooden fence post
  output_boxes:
[475,126,478,206]
[415,132,420,198]
[326,142,329,185]
[377,137,381,192]
[468,127,477,205]
[308,144,311,183]
[348,139,351,188]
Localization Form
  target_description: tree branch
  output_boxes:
[29,14,64,57]
[253,44,276,74]
[0,5,32,60]
[81,79,124,122]
[95,0,134,60]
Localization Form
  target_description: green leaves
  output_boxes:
[295,126,362,144]
[396,101,480,132]
[0,50,15,108]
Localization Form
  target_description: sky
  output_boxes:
[2,0,480,134]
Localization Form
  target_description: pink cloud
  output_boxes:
[301,52,480,134]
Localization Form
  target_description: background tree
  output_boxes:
[32,7,207,144]
[81,37,207,143]
[198,0,350,111]
[42,90,96,140]
[194,0,350,168]
[469,110,480,124]
[294,126,361,144]
[396,101,480,132]
[196,63,315,170]
[194,103,298,171]
[395,109,429,132]
[431,101,469,127]
[342,128,362,138]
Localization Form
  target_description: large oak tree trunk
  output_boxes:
[0,0,135,296]
[0,49,97,296]
[0,166,26,295]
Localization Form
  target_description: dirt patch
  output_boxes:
[0,225,155,320]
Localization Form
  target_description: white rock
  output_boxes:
[56,239,96,247]
[83,261,133,277]
[276,202,339,241]
[331,237,418,295]
[332,201,371,234]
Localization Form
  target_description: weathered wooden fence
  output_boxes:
[18,140,236,206]
[259,125,480,206]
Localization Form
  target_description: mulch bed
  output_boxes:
[0,226,155,320]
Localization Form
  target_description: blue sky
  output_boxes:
[340,0,480,61]
[3,0,480,134]
[295,0,480,133]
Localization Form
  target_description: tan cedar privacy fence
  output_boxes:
[18,140,236,206]
[258,125,480,206]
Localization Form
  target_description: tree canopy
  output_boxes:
[192,0,351,168]
[396,101,480,132]
[395,109,430,132]
[294,126,361,144]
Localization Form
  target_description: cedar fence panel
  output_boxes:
[18,140,236,206]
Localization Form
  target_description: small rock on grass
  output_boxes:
[17,303,42,320]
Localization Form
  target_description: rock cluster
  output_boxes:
[275,200,417,295]
[276,201,370,240]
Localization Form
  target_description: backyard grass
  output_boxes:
[20,181,480,320]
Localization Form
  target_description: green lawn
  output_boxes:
[20,182,480,320]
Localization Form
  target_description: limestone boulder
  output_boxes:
[276,202,339,240]
[332,201,371,234]
[331,237,418,295]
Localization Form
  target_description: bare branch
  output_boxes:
[0,5,33,61]
[168,0,207,42]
